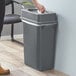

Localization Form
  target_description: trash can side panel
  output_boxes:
[38,25,56,70]
[23,23,38,68]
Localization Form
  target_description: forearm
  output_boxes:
[32,0,38,6]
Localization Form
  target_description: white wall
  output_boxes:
[39,0,76,76]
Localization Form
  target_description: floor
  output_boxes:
[0,39,69,76]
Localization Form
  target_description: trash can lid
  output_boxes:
[21,8,57,24]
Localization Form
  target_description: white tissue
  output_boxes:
[37,10,42,14]
[37,10,48,14]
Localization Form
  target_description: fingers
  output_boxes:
[37,4,45,13]
[32,0,45,13]
[40,6,45,13]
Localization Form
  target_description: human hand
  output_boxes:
[35,3,45,13]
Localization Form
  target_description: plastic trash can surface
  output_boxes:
[21,8,58,71]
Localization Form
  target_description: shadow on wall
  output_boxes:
[55,14,70,75]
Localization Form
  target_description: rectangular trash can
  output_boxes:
[21,8,58,71]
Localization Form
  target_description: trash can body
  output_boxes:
[21,9,58,71]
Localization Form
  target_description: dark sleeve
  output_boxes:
[0,0,5,36]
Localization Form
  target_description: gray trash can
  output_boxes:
[21,8,58,71]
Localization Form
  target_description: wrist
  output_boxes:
[32,0,39,7]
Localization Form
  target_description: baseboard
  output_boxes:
[1,34,23,40]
